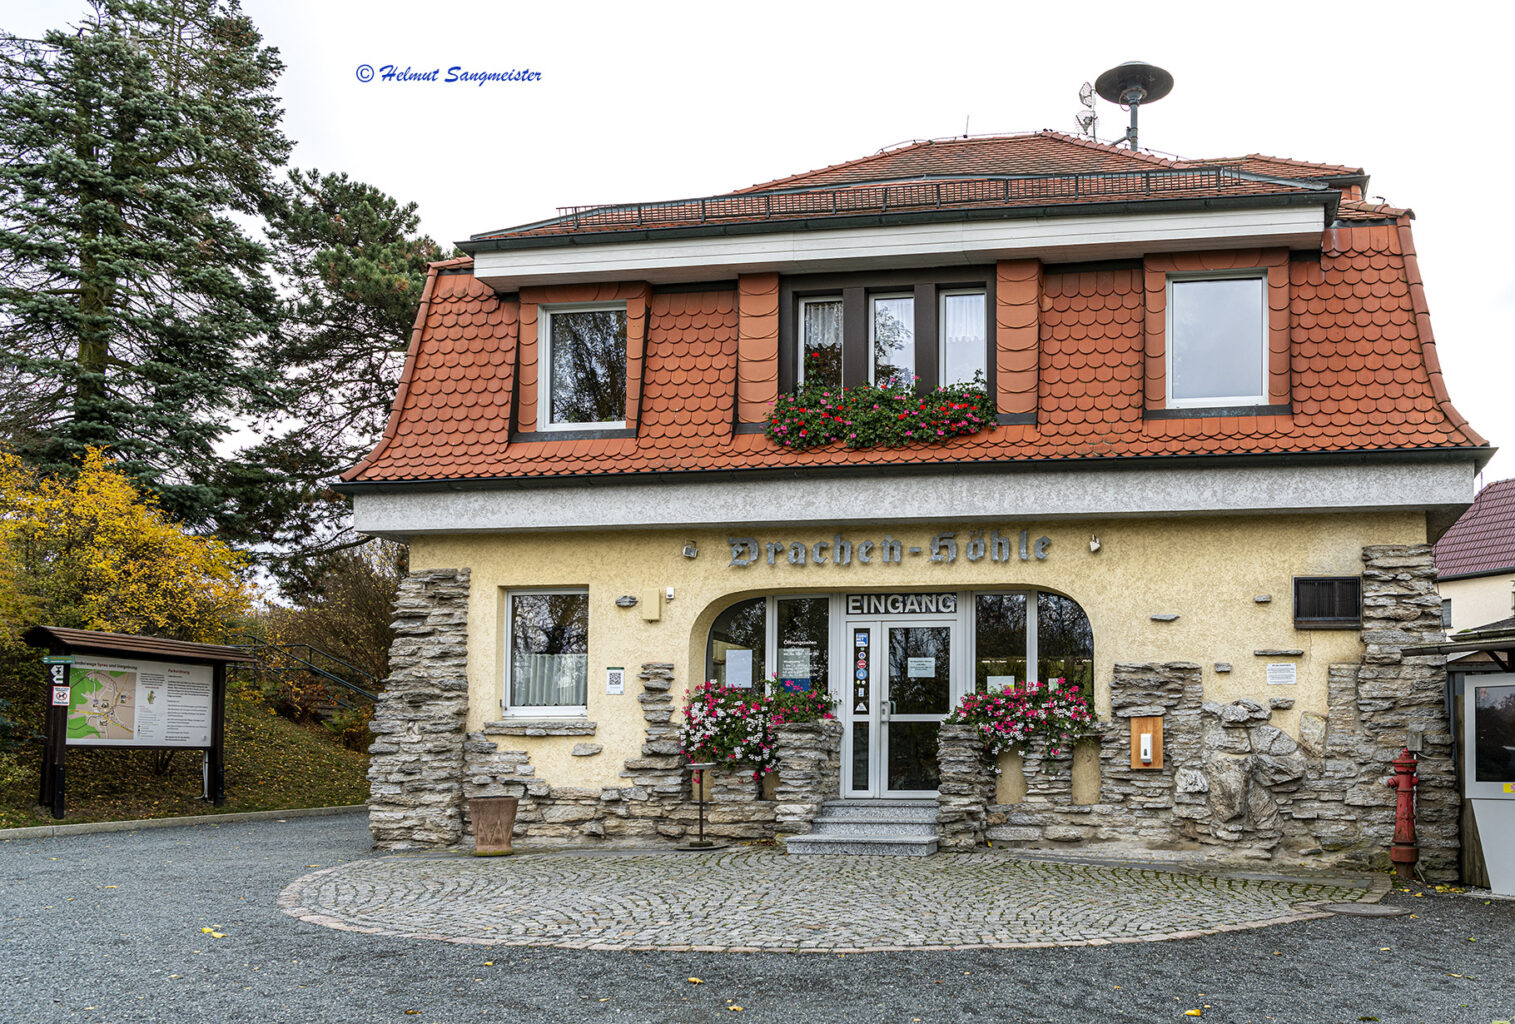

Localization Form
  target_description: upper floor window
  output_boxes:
[800,296,843,388]
[940,290,987,386]
[540,303,627,428]
[783,270,992,394]
[870,293,915,386]
[1166,273,1267,408]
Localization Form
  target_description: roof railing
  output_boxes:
[519,167,1258,236]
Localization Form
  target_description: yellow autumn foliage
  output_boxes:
[0,448,251,643]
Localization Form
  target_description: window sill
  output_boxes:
[484,719,598,737]
[511,427,635,443]
[1144,404,1290,420]
[1291,622,1362,631]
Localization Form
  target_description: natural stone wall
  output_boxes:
[978,544,1458,877]
[455,661,777,846]
[937,723,995,850]
[773,720,843,835]
[368,569,472,849]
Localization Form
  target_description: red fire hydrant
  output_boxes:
[1386,747,1419,881]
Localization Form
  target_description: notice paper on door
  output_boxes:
[907,657,935,678]
[726,649,753,689]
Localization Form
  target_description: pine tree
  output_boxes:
[0,0,290,528]
[224,169,441,592]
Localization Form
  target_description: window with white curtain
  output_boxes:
[506,590,589,714]
[939,290,987,385]
[799,296,843,388]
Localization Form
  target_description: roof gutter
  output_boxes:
[331,443,1490,497]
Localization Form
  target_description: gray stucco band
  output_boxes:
[351,458,1475,538]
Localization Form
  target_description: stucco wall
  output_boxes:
[408,510,1424,789]
[1438,572,1515,631]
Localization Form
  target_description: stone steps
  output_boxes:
[783,798,939,856]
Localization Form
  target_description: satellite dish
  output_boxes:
[1078,81,1095,108]
[1093,61,1173,150]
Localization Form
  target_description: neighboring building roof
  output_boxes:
[1435,479,1515,579]
[466,132,1339,246]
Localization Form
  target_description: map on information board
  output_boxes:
[66,656,213,747]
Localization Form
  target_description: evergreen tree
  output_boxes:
[225,169,441,593]
[0,0,290,528]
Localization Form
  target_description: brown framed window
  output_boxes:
[1293,577,1362,629]
[778,268,994,393]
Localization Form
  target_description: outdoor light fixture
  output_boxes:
[682,541,698,559]
[1090,535,1102,553]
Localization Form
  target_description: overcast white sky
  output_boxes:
[9,0,1515,482]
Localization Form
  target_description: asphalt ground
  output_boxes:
[1,811,1511,1024]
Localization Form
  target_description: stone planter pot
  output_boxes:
[706,765,759,802]
[469,795,519,856]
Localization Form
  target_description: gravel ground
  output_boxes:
[1,812,1511,1024]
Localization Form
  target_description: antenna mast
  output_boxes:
[1074,82,1098,141]
[1094,61,1174,150]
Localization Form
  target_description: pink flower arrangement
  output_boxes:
[944,679,1098,758]
[678,677,836,780]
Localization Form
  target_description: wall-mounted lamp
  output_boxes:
[1089,535,1101,553]
[615,595,638,608]
[682,541,698,559]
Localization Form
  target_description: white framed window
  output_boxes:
[798,296,843,388]
[504,588,589,716]
[1165,273,1268,408]
[939,289,987,386]
[870,292,915,386]
[538,302,627,429]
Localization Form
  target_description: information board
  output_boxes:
[65,656,214,748]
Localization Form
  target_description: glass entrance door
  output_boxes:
[883,624,951,795]
[844,619,954,797]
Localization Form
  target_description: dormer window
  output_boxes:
[799,296,843,388]
[540,303,628,428]
[782,270,994,394]
[1166,273,1267,409]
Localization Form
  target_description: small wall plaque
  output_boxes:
[1266,663,1297,686]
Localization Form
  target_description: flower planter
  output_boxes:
[469,795,519,856]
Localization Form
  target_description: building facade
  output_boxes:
[339,132,1488,877]
[1436,478,1515,632]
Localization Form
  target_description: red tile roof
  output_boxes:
[470,132,1338,244]
[343,219,1486,485]
[1435,479,1515,578]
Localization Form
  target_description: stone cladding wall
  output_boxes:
[773,720,844,835]
[974,544,1458,879]
[374,545,1454,875]
[937,723,996,850]
[367,569,471,849]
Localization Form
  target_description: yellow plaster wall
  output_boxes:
[409,510,1424,789]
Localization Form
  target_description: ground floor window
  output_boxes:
[505,589,588,714]
[706,595,830,691]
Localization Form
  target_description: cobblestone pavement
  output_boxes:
[6,813,1514,1023]
[280,847,1386,951]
